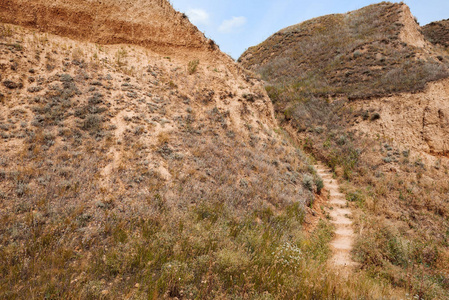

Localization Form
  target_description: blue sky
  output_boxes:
[170,0,449,59]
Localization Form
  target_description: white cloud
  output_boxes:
[186,9,210,25]
[218,16,247,33]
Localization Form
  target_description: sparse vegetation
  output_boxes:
[0,13,373,299]
[423,19,449,48]
[262,83,449,298]
[241,2,449,105]
[241,2,449,299]
[2,0,449,298]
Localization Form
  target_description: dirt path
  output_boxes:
[314,164,358,271]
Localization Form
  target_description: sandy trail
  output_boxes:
[314,164,358,271]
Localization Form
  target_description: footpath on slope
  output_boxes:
[314,163,358,273]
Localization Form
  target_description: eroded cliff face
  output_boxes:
[398,4,428,49]
[0,0,216,56]
[352,78,449,155]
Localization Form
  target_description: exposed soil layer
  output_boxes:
[351,78,449,155]
[0,0,217,57]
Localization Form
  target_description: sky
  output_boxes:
[169,0,449,60]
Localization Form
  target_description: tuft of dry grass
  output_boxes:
[188,59,200,75]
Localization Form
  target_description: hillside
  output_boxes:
[0,1,342,299]
[240,2,449,299]
[423,19,449,48]
[240,2,449,103]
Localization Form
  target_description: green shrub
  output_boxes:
[302,174,315,191]
[315,177,324,194]
[346,190,365,206]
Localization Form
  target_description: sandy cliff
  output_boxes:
[352,78,449,156]
[0,0,216,56]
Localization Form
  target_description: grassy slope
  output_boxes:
[423,19,449,48]
[240,2,449,299]
[240,2,449,110]
[0,22,399,299]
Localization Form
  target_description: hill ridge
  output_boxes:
[239,2,449,103]
[422,18,449,48]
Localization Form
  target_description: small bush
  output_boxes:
[303,174,315,192]
[315,177,324,194]
[370,112,381,121]
[83,114,101,132]
[383,156,392,163]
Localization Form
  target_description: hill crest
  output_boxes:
[239,2,449,103]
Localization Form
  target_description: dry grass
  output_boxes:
[0,21,392,299]
[282,97,449,299]
[241,2,449,109]
[187,59,199,75]
[239,2,449,298]
[423,19,449,48]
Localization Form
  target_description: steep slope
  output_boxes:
[240,2,449,299]
[0,1,340,299]
[423,19,449,48]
